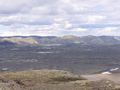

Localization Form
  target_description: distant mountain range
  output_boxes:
[116,36,120,38]
[1,35,120,45]
[3,36,57,39]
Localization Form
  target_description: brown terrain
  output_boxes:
[0,70,120,90]
[83,73,120,83]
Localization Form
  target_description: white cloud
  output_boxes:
[87,15,106,24]
[71,28,88,32]
[1,31,23,36]
[94,27,119,35]
[0,0,120,36]
[54,18,63,22]
[97,27,117,33]
[65,21,72,28]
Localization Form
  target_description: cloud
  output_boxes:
[71,28,87,32]
[94,27,120,36]
[65,21,72,28]
[1,31,23,36]
[0,0,120,36]
[87,15,106,24]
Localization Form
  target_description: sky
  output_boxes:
[0,0,120,36]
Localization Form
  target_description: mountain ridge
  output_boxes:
[1,35,120,45]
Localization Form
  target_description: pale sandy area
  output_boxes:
[82,73,120,83]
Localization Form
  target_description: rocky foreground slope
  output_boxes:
[0,70,120,90]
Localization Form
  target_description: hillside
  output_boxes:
[0,70,120,90]
[1,35,120,45]
[2,37,38,45]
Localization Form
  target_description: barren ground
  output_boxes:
[82,73,120,83]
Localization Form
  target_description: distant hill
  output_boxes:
[1,35,120,45]
[116,36,120,38]
[0,40,17,48]
[99,36,120,44]
[0,41,15,45]
[3,36,57,39]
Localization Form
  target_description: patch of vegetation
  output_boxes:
[0,70,86,86]
[0,70,120,90]
[51,76,85,82]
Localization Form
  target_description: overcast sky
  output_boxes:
[0,0,120,36]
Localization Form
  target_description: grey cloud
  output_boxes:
[0,0,120,36]
[0,0,58,14]
[79,24,120,28]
